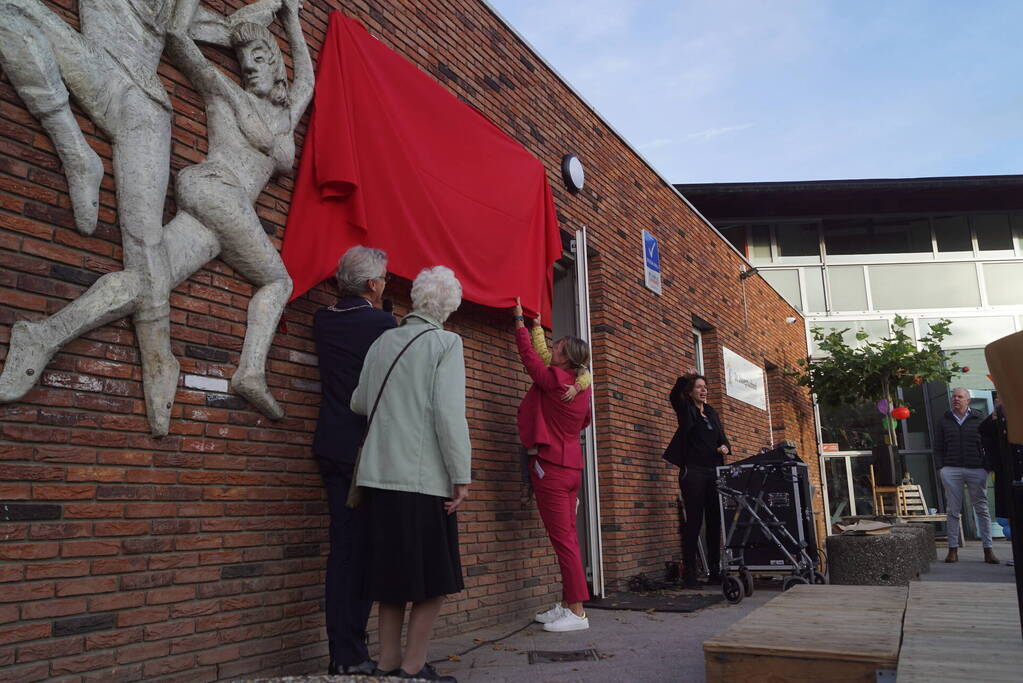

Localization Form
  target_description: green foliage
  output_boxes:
[788,316,961,445]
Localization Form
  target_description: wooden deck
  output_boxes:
[897,581,1023,682]
[704,581,1023,682]
[704,584,906,682]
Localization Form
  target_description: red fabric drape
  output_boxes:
[282,12,562,320]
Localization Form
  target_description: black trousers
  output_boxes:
[679,465,722,577]
[318,458,372,667]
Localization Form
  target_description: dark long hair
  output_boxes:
[680,373,707,406]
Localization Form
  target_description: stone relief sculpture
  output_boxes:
[0,0,313,434]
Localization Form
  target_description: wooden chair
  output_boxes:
[869,465,899,515]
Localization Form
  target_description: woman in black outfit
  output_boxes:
[663,371,730,588]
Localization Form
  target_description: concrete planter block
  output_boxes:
[826,532,919,586]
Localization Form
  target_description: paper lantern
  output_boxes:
[892,406,911,420]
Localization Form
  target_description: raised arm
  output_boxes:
[190,0,283,46]
[529,321,552,365]
[513,299,561,393]
[281,0,314,124]
[168,0,235,100]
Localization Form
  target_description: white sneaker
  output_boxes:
[534,603,566,624]
[543,610,589,632]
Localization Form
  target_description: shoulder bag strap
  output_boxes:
[362,327,435,440]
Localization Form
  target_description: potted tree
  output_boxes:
[791,315,962,483]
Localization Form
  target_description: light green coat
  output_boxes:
[351,312,472,498]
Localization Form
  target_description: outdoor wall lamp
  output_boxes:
[739,266,759,280]
[561,154,585,193]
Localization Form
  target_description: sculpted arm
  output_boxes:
[168,0,235,100]
[190,0,283,46]
[281,0,314,124]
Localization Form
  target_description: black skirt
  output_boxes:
[361,487,464,603]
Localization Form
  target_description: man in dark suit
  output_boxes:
[313,246,396,675]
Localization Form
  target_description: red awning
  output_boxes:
[282,12,562,320]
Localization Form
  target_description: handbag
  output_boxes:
[346,328,435,508]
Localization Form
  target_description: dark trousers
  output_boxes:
[679,465,722,577]
[317,458,372,667]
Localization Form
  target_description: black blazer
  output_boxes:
[312,296,397,465]
[662,377,729,468]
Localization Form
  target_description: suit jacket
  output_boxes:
[662,377,729,468]
[515,327,592,469]
[312,296,397,465]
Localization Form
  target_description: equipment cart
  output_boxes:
[715,444,825,604]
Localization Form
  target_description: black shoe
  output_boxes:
[328,661,338,676]
[341,660,377,675]
[373,667,401,677]
[400,662,457,681]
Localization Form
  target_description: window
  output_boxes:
[972,214,1013,252]
[983,263,1023,305]
[717,224,746,255]
[760,269,801,311]
[933,215,972,254]
[803,267,826,312]
[824,218,931,257]
[750,225,772,263]
[810,319,891,356]
[868,263,981,310]
[775,222,820,259]
[918,316,1016,350]
[827,266,868,312]
[692,327,704,374]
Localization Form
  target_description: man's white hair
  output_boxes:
[951,387,971,398]
[411,266,462,323]
[335,246,387,296]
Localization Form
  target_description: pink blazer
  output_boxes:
[515,327,592,469]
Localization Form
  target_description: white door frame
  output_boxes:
[574,227,605,598]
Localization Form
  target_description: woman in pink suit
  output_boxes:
[512,299,593,632]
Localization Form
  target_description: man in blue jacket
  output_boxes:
[313,246,396,675]
[936,387,998,565]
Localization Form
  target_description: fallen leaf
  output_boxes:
[447,655,461,662]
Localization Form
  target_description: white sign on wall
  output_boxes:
[723,346,767,410]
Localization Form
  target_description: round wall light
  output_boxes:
[561,154,585,193]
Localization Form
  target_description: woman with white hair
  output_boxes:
[351,266,471,682]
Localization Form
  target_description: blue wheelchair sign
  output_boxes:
[642,230,662,294]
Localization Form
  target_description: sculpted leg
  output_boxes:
[0,2,106,234]
[221,220,292,421]
[0,270,142,402]
[110,94,177,436]
[177,169,290,420]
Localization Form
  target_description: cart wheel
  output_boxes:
[812,570,827,585]
[782,576,808,592]
[739,570,754,597]
[722,575,744,604]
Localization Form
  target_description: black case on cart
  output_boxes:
[716,443,819,571]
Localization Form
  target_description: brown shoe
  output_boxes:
[984,548,1000,564]
[944,548,959,563]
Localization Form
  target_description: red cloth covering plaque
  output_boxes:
[282,12,562,320]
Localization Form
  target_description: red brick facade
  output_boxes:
[0,1,818,680]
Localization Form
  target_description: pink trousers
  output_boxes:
[530,457,590,603]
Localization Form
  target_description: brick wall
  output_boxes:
[0,0,817,680]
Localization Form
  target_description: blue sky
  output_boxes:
[486,0,1023,183]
